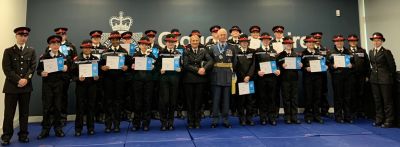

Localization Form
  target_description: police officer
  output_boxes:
[347,34,371,119]
[311,32,330,117]
[100,31,130,133]
[183,35,213,129]
[73,40,100,136]
[1,27,36,145]
[186,30,205,49]
[53,27,77,125]
[255,32,280,126]
[301,36,326,124]
[130,37,157,131]
[206,25,221,47]
[90,30,107,123]
[329,35,354,123]
[234,34,256,126]
[369,32,396,128]
[156,34,183,131]
[277,36,302,124]
[121,31,135,121]
[209,28,236,128]
[249,25,261,49]
[37,35,69,139]
[228,26,241,45]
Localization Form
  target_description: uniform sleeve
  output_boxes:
[183,53,198,73]
[36,56,44,76]
[2,49,21,84]
[385,50,397,73]
[203,50,214,71]
[25,49,37,80]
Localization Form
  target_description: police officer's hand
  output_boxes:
[198,68,206,75]
[94,76,99,81]
[18,79,28,87]
[176,68,181,72]
[282,63,288,69]
[258,71,265,77]
[244,76,250,83]
[325,65,329,69]
[274,70,281,76]
[122,65,128,71]
[79,76,85,81]
[41,72,48,77]
[101,66,109,71]
[131,64,135,70]
[63,65,68,72]
[348,63,352,68]
[333,64,338,69]
[161,69,166,74]
[300,63,303,68]
[306,67,311,72]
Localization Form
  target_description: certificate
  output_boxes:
[272,42,284,53]
[309,59,327,72]
[334,55,350,68]
[60,45,69,56]
[121,43,137,56]
[106,56,125,69]
[43,57,64,73]
[238,81,255,95]
[135,57,153,70]
[79,63,99,77]
[162,57,179,71]
[285,57,301,69]
[152,48,159,58]
[259,61,277,74]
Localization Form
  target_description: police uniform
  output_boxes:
[234,34,256,126]
[301,36,325,124]
[311,32,330,116]
[329,35,354,123]
[183,44,213,129]
[1,27,36,145]
[255,33,279,125]
[227,26,242,116]
[205,25,221,47]
[270,26,285,118]
[186,30,206,49]
[130,37,157,132]
[369,32,396,128]
[53,27,77,124]
[347,34,372,118]
[276,36,301,124]
[100,31,131,132]
[209,41,236,128]
[72,40,99,136]
[205,25,221,117]
[90,30,108,123]
[249,25,261,49]
[156,34,183,131]
[37,35,69,139]
[121,31,135,121]
[227,26,242,45]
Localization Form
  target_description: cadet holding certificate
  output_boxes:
[130,37,156,131]
[36,35,69,139]
[99,31,130,133]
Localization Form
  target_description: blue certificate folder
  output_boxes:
[129,43,137,56]
[174,57,180,70]
[60,45,69,56]
[92,63,99,77]
[118,56,125,69]
[345,55,351,67]
[152,48,159,58]
[295,57,302,69]
[321,58,327,71]
[271,61,278,72]
[176,48,184,55]
[57,57,64,71]
[249,81,255,94]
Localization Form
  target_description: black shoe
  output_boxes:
[335,119,344,124]
[1,139,10,146]
[381,123,393,128]
[37,130,49,140]
[75,131,82,137]
[195,124,201,129]
[187,124,193,129]
[88,130,95,135]
[292,119,301,124]
[160,126,167,131]
[305,119,312,124]
[240,120,246,126]
[269,120,277,126]
[260,119,267,125]
[55,129,65,137]
[211,123,217,128]
[131,126,139,132]
[18,137,29,143]
[143,126,149,131]
[105,128,112,133]
[113,127,120,133]
[315,118,324,124]
[345,119,354,124]
[247,120,255,126]
[285,120,292,124]
[372,121,382,127]
[168,125,174,130]
[223,123,232,128]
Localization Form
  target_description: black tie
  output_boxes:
[19,46,23,52]
[194,49,197,54]
[221,44,225,49]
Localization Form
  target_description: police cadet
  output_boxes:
[183,35,213,129]
[311,32,330,117]
[121,31,135,121]
[209,28,236,128]
[37,35,69,139]
[90,30,107,123]
[347,34,371,119]
[72,40,99,136]
[130,37,157,131]
[255,32,280,126]
[1,27,36,145]
[206,25,221,47]
[228,26,242,45]
[156,34,183,131]
[54,27,77,125]
[277,36,302,124]
[329,35,354,123]
[369,32,396,128]
[301,35,326,124]
[170,29,186,49]
[234,34,256,126]
[271,26,285,53]
[270,25,285,119]
[249,25,261,49]
[100,31,130,133]
[170,29,186,119]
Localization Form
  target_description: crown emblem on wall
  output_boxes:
[109,11,133,32]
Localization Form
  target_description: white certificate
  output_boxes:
[106,56,122,69]
[272,42,284,53]
[334,56,346,68]
[135,57,152,70]
[79,64,93,77]
[285,57,300,69]
[310,60,322,72]
[259,61,277,74]
[238,81,255,95]
[162,58,175,71]
[43,58,63,73]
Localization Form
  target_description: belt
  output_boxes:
[214,63,232,68]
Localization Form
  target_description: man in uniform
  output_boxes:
[1,27,36,145]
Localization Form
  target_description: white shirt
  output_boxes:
[16,44,25,50]
[111,45,120,51]
[83,54,91,59]
[249,36,261,49]
[261,44,270,51]
[307,48,315,54]
[239,46,247,52]
[92,43,100,48]
[50,51,58,57]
